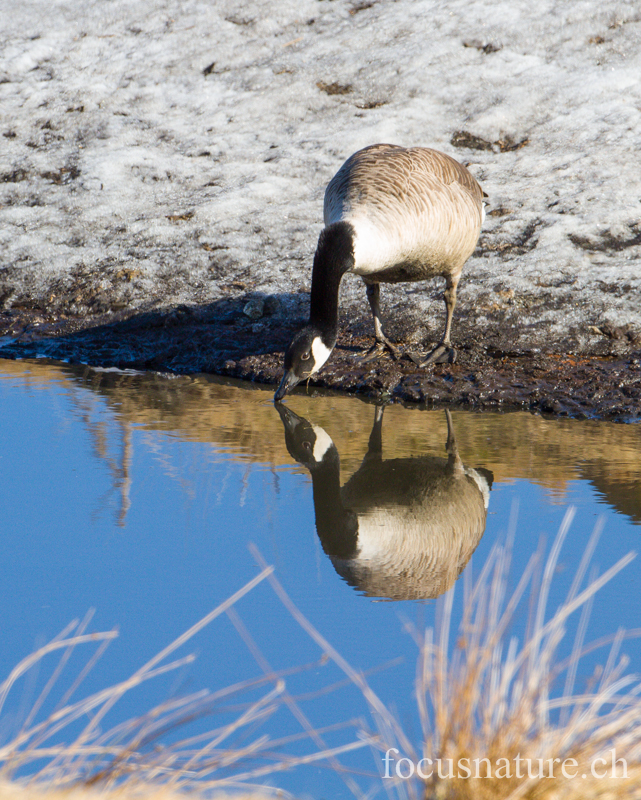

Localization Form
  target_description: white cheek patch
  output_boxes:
[310,337,332,374]
[311,425,334,462]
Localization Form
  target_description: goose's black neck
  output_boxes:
[309,221,355,340]
[309,448,359,560]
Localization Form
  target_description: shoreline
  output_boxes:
[2,302,639,420]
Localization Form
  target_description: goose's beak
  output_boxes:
[274,370,301,402]
[274,401,302,428]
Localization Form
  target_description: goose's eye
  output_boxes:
[301,352,310,361]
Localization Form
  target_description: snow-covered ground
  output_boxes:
[1,0,640,350]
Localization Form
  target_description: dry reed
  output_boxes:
[410,507,641,799]
[2,509,640,800]
[0,566,368,799]
[252,508,641,799]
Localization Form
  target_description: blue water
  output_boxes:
[1,359,640,798]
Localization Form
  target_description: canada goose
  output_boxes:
[274,144,485,401]
[276,404,493,600]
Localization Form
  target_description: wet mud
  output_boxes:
[1,297,640,420]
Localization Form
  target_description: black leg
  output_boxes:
[419,276,458,366]
[358,283,401,363]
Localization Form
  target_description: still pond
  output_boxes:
[1,358,640,797]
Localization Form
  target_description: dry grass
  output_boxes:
[264,514,641,798]
[1,509,640,800]
[247,509,641,799]
[0,565,368,799]
[0,782,274,800]
[365,509,641,799]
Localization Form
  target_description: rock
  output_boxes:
[243,298,264,319]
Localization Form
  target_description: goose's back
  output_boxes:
[324,144,484,281]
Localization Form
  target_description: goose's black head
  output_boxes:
[274,222,354,402]
[275,403,337,468]
[274,326,333,402]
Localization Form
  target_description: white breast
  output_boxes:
[354,508,408,560]
[348,217,406,275]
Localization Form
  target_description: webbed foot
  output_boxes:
[419,343,456,366]
[356,339,401,364]
[404,344,457,366]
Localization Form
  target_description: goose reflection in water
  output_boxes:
[276,404,493,601]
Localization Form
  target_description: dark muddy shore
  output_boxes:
[2,298,640,420]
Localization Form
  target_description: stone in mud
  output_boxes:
[243,298,265,320]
